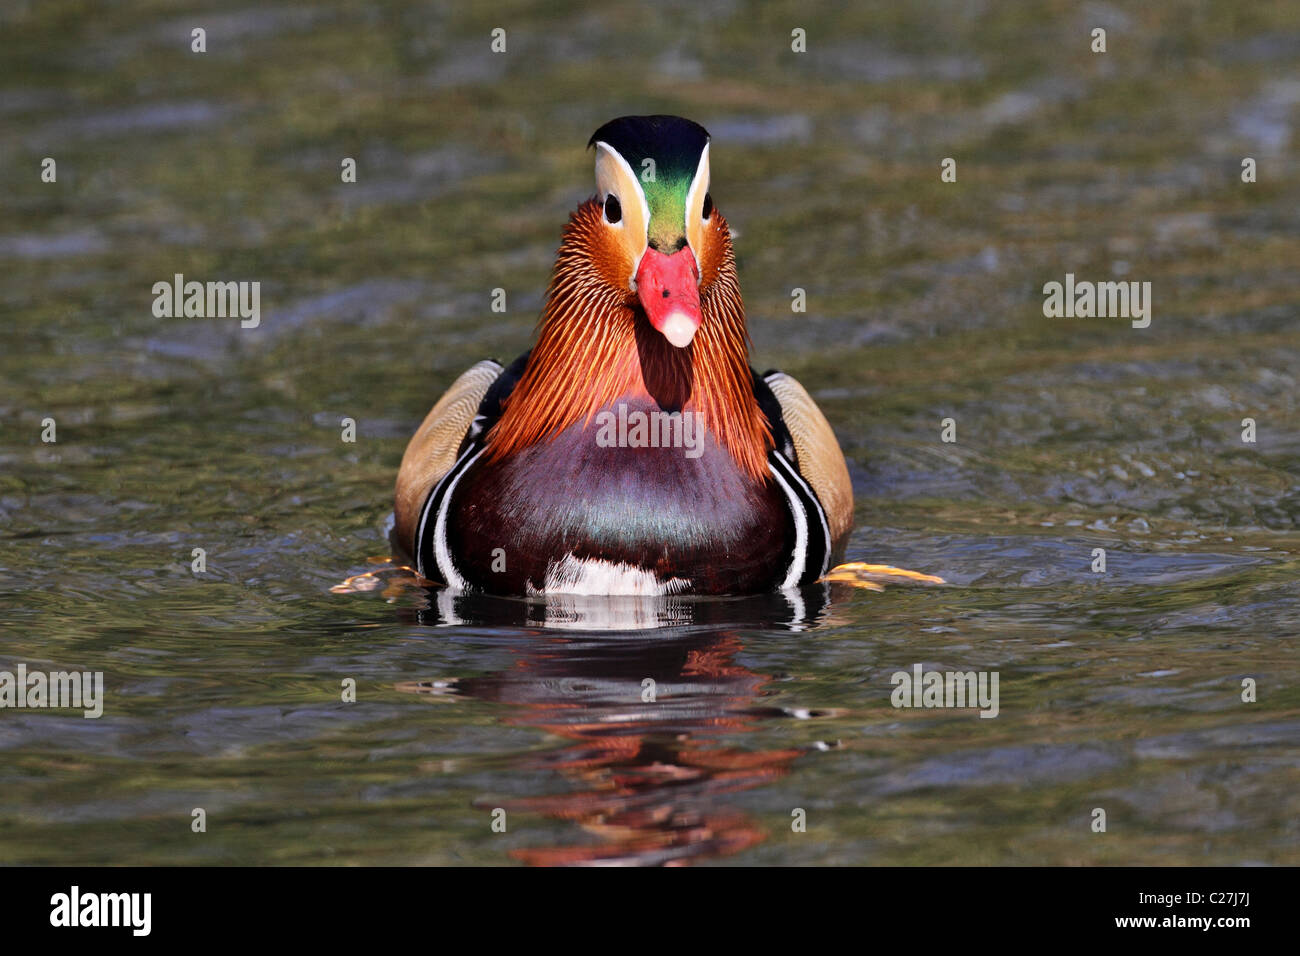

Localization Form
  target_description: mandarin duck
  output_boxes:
[394,115,856,596]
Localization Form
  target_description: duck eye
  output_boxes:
[604,194,622,224]
[701,192,713,220]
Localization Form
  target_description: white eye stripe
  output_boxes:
[684,142,710,228]
[683,141,710,277]
[594,141,651,284]
[594,142,650,229]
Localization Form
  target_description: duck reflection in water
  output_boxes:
[395,583,845,866]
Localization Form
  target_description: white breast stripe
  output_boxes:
[768,459,808,589]
[432,447,484,590]
[414,443,478,580]
[788,455,831,577]
[770,451,833,585]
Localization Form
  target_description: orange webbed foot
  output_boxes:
[820,562,946,590]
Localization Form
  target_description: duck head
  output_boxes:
[586,115,717,349]
[487,115,771,482]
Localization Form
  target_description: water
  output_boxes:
[2,1,1297,865]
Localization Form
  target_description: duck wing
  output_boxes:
[753,369,854,549]
[394,352,530,554]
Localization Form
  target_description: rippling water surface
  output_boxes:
[2,1,1298,865]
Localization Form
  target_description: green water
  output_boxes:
[1,0,1297,865]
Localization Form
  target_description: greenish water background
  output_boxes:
[1,0,1297,864]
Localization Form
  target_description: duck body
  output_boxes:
[394,116,852,597]
[414,351,823,595]
[446,419,791,595]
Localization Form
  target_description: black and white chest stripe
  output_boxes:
[414,441,483,586]
[757,369,833,589]
[768,447,832,588]
[413,353,526,586]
